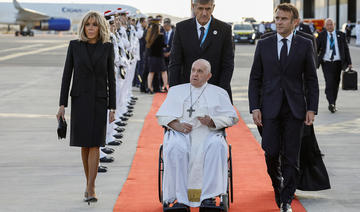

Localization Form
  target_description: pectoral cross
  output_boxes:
[187,106,195,117]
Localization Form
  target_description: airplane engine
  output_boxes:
[35,18,71,31]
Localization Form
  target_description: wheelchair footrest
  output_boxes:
[199,206,223,212]
[163,205,190,212]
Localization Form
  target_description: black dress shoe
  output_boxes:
[127,109,133,113]
[100,156,114,163]
[328,104,337,113]
[120,117,128,121]
[200,198,216,207]
[123,112,133,117]
[115,127,125,133]
[108,140,122,146]
[113,133,123,139]
[115,121,127,127]
[101,147,114,154]
[128,101,135,106]
[98,166,107,173]
[280,203,292,212]
[131,96,138,100]
[127,105,134,109]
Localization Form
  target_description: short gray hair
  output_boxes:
[193,0,215,4]
[325,18,334,25]
[192,59,211,73]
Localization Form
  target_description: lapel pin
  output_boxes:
[213,30,217,35]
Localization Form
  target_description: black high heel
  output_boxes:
[85,196,98,205]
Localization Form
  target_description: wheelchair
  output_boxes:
[158,130,234,212]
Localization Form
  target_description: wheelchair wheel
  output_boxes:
[158,144,164,203]
[228,144,233,204]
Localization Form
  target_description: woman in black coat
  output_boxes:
[145,22,168,93]
[56,11,116,203]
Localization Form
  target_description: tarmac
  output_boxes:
[0,34,359,211]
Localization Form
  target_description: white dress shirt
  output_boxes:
[277,33,293,60]
[323,31,341,61]
[195,17,212,39]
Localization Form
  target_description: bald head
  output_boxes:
[325,18,335,32]
[190,59,212,88]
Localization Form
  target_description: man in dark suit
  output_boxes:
[248,3,319,211]
[163,18,174,68]
[169,0,234,101]
[317,18,352,113]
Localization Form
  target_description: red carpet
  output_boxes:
[113,93,306,212]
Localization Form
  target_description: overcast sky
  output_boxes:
[1,0,274,22]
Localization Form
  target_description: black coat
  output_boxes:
[249,34,319,120]
[59,40,116,147]
[298,23,312,35]
[316,30,352,70]
[298,125,331,191]
[168,17,234,101]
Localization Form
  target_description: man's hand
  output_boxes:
[252,110,262,127]
[348,64,353,69]
[197,115,215,128]
[164,52,170,58]
[304,111,315,126]
[168,120,193,134]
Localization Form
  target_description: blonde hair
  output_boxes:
[78,11,110,43]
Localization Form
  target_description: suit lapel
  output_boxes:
[271,35,280,68]
[284,34,298,71]
[81,42,94,72]
[190,18,202,54]
[336,30,344,59]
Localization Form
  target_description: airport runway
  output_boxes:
[0,34,359,211]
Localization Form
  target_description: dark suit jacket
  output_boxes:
[59,40,116,109]
[316,30,352,70]
[248,34,319,119]
[298,23,312,35]
[169,17,234,101]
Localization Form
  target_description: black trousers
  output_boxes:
[321,61,342,105]
[262,98,304,204]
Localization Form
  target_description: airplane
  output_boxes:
[0,0,145,36]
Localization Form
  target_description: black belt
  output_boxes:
[324,60,341,64]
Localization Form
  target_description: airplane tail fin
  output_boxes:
[13,0,23,10]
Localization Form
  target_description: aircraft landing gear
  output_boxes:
[15,30,34,36]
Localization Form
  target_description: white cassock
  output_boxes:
[356,23,360,45]
[156,83,238,207]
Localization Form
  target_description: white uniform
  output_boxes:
[116,26,131,117]
[156,83,238,207]
[356,23,360,45]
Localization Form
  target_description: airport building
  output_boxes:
[273,0,360,30]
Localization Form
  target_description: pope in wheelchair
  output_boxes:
[156,59,238,211]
